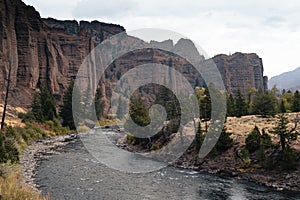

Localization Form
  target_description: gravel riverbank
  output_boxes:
[20,133,78,193]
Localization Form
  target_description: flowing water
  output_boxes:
[35,129,299,200]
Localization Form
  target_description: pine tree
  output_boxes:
[129,95,150,126]
[60,81,82,130]
[30,88,57,122]
[31,93,43,122]
[252,90,277,117]
[271,114,298,151]
[245,126,261,153]
[195,121,204,149]
[279,99,286,113]
[215,126,233,152]
[199,88,211,120]
[291,90,300,112]
[226,93,235,117]
[40,88,57,121]
[235,89,247,117]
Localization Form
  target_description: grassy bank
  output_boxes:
[0,119,70,199]
[0,164,49,200]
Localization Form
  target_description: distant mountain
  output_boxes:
[269,67,300,91]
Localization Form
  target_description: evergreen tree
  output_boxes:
[271,114,298,151]
[252,90,277,117]
[40,88,57,121]
[215,126,233,152]
[245,126,261,153]
[129,95,150,126]
[235,89,247,117]
[199,88,211,120]
[195,121,205,149]
[31,93,43,122]
[291,90,300,112]
[226,93,235,117]
[60,81,82,130]
[30,88,57,122]
[279,99,286,113]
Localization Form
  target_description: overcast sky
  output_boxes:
[23,0,300,78]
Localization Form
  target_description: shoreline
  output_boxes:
[20,133,78,193]
[20,130,299,196]
[171,162,300,194]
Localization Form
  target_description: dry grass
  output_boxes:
[0,164,49,200]
[0,104,26,127]
[226,113,300,151]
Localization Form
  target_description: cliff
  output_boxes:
[0,0,125,107]
[212,52,268,95]
[0,0,267,110]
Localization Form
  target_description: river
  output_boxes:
[35,129,299,200]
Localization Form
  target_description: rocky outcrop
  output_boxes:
[212,52,268,95]
[0,0,267,110]
[0,0,125,108]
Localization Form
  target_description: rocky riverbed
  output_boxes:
[20,133,78,193]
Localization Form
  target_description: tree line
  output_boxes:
[197,86,300,119]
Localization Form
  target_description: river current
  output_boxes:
[35,129,299,200]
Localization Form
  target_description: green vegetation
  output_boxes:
[242,115,299,170]
[215,126,233,153]
[271,114,298,151]
[60,81,82,130]
[252,90,277,117]
[235,89,248,117]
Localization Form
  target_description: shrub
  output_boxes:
[246,126,261,153]
[24,123,46,142]
[215,126,233,152]
[18,111,36,123]
[126,134,134,145]
[0,129,19,163]
[238,147,251,168]
[77,126,90,133]
[278,147,298,170]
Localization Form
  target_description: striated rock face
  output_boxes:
[0,0,267,110]
[212,53,268,95]
[0,0,125,108]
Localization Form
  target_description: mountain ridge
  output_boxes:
[269,67,300,91]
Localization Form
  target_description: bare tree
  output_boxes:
[1,61,12,130]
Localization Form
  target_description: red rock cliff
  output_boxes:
[0,0,267,110]
[0,0,125,107]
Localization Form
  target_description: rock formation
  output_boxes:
[0,0,125,108]
[212,53,268,95]
[0,0,268,111]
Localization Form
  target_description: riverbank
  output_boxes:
[20,123,299,196]
[20,133,78,193]
[172,148,300,193]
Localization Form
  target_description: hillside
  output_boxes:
[269,67,300,91]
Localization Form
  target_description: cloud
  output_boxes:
[73,0,137,18]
